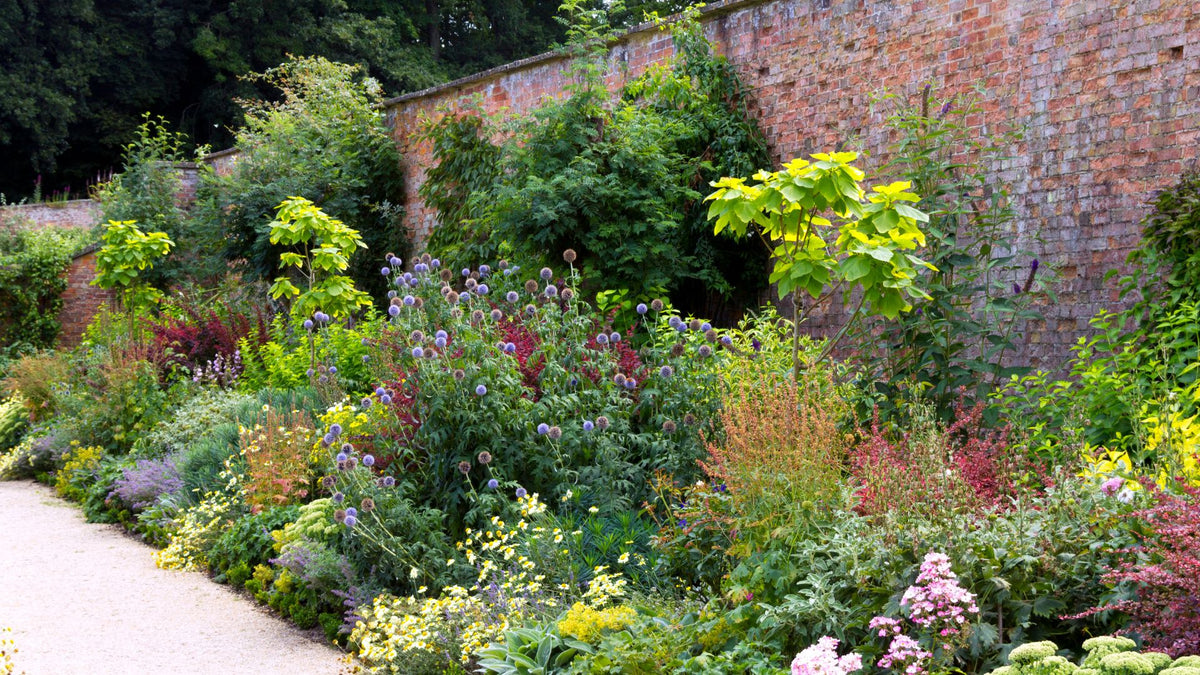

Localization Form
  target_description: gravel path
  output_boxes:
[0,481,349,675]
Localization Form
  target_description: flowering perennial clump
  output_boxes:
[901,552,979,644]
[790,637,863,675]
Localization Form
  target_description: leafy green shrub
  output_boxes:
[0,395,28,452]
[0,225,87,351]
[209,505,300,584]
[419,8,769,319]
[194,56,405,302]
[132,388,254,458]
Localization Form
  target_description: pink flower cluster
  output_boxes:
[790,637,864,675]
[900,552,979,642]
[877,634,932,675]
[869,616,903,638]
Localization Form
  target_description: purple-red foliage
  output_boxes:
[498,319,545,393]
[1080,481,1200,657]
[849,400,1042,518]
[151,302,261,374]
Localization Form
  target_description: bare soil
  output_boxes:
[0,480,349,675]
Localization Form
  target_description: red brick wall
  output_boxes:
[56,250,115,349]
[379,0,1198,369]
[0,200,99,230]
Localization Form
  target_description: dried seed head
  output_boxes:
[563,249,577,263]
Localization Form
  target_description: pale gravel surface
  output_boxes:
[0,480,350,675]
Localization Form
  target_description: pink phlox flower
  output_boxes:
[791,636,864,675]
[869,616,903,638]
[877,634,932,674]
[900,552,979,635]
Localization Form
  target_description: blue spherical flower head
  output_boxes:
[344,515,357,528]
[303,319,314,330]
[636,303,648,314]
[431,258,441,268]
[306,368,315,378]
[403,272,413,282]
[676,323,687,333]
[375,386,387,396]
[478,284,489,295]
[382,476,396,487]
[506,291,519,303]
[414,263,428,273]
[539,267,552,280]
[329,423,343,436]
[388,305,401,317]
[659,365,673,378]
[487,478,499,489]
[381,266,391,276]
[390,256,402,267]
[596,333,609,345]
[583,420,594,432]
[363,454,375,467]
[329,366,338,375]
[545,285,558,297]
[380,394,392,405]
[462,267,471,277]
[412,347,424,358]
[668,316,681,328]
[504,342,516,353]
[701,322,712,332]
[435,337,447,348]
[625,378,637,389]
[345,507,358,517]
[361,397,372,408]
[435,329,448,339]
[537,423,550,435]
[720,335,733,346]
[403,295,415,306]
[388,290,397,299]
[362,355,369,363]
[335,453,348,463]
[475,384,487,396]
[610,332,621,342]
[515,487,527,499]
[324,433,335,445]
[333,491,345,503]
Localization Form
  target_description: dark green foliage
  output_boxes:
[850,87,1047,421]
[420,8,769,320]
[1133,167,1200,309]
[194,56,406,302]
[209,505,301,583]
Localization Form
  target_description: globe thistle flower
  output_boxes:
[307,368,315,377]
[504,342,517,353]
[670,343,685,357]
[689,319,702,331]
[662,420,677,433]
[322,475,336,490]
[425,348,437,359]
[325,433,336,445]
[380,394,393,405]
[537,423,550,435]
[453,369,465,381]
[414,262,429,273]
[506,290,520,303]
[701,322,712,332]
[435,336,447,348]
[414,297,424,309]
[328,366,338,375]
[465,278,478,290]
[636,303,648,314]
[334,509,347,523]
[412,346,424,358]
[346,457,358,470]
[490,309,503,321]
[610,332,621,342]
[403,294,415,306]
[548,425,563,440]
[303,319,314,330]
[613,373,627,386]
[516,487,527,498]
[410,330,425,342]
[524,304,536,316]
[462,267,471,277]
[684,413,697,425]
[561,288,574,301]
[361,397,372,408]
[471,309,485,323]
[659,365,674,378]
[597,333,609,345]
[360,497,375,512]
[318,374,328,383]
[430,257,440,267]
[539,267,552,280]
[498,259,509,269]
[447,291,460,304]
[624,378,637,389]
[475,384,488,396]
[390,256,402,268]
[459,291,472,303]
[596,416,610,430]
[651,299,664,311]
[698,345,713,358]
[375,386,387,396]
[387,290,397,300]
[381,266,391,276]
[477,451,492,465]
[668,316,682,329]
[382,476,396,487]
[421,253,432,264]
[583,420,594,432]
[478,284,489,295]
[563,249,577,263]
[440,269,453,282]
[363,454,375,467]
[333,491,346,503]
[458,460,472,475]
[344,515,358,528]
[487,478,499,489]
[705,329,718,342]
[720,335,734,346]
[545,285,558,297]
[524,279,539,293]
